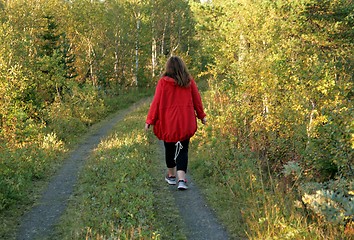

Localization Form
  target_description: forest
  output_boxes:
[0,0,353,239]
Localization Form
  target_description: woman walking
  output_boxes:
[145,56,206,190]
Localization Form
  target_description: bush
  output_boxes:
[0,142,53,210]
[0,84,151,214]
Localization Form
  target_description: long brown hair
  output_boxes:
[163,56,191,87]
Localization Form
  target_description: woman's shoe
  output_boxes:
[165,175,177,185]
[177,179,188,190]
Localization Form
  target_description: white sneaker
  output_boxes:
[177,180,188,190]
[165,175,177,185]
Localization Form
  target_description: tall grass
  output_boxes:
[0,89,152,239]
[191,138,348,239]
[189,93,352,240]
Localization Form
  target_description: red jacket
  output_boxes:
[146,76,206,142]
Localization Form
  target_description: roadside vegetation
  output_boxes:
[1,0,352,239]
[190,0,353,239]
[0,90,151,239]
[0,0,188,238]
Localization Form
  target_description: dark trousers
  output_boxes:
[164,139,190,173]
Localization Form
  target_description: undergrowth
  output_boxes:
[190,92,353,240]
[0,89,152,239]
[191,131,352,239]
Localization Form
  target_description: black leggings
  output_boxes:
[164,139,190,173]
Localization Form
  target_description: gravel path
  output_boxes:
[16,99,235,240]
[158,142,231,240]
[16,99,148,240]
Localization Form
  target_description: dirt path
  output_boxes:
[17,99,233,240]
[16,99,149,240]
[157,142,231,240]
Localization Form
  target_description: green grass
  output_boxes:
[0,89,153,240]
[55,104,186,239]
[189,138,250,239]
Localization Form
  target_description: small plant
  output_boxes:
[42,132,64,151]
[282,161,302,180]
[300,179,354,226]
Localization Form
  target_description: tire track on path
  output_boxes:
[17,98,237,240]
[16,98,149,240]
[157,141,232,240]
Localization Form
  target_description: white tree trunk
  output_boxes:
[161,18,167,55]
[151,0,156,78]
[152,37,157,78]
[134,18,140,86]
[239,33,248,62]
[114,34,120,82]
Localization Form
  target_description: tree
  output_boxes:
[191,0,353,235]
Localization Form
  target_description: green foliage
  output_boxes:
[0,0,194,224]
[1,0,352,238]
[191,0,353,238]
[300,179,354,225]
[0,137,63,211]
[0,91,152,239]
[0,0,198,146]
[284,161,354,226]
[44,84,106,141]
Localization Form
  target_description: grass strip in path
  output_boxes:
[18,98,233,239]
[16,98,150,240]
[55,103,186,239]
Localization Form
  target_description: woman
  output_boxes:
[145,56,206,190]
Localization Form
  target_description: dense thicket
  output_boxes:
[1,0,353,238]
[0,0,195,212]
[191,0,353,238]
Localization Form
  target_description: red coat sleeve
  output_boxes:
[146,80,162,125]
[191,80,206,120]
